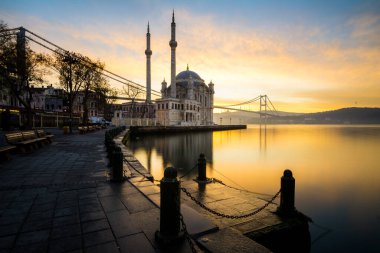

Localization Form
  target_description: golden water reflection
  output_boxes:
[127,125,380,252]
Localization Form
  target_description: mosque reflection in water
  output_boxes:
[127,132,213,179]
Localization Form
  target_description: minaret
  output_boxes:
[169,10,177,98]
[187,74,194,100]
[161,78,167,98]
[145,22,152,103]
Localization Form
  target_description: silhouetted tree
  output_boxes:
[93,76,116,121]
[0,21,49,129]
[80,57,105,124]
[122,85,143,118]
[50,51,85,133]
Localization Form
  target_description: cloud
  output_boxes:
[2,8,380,112]
[348,14,380,46]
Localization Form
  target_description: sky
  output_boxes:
[1,0,379,112]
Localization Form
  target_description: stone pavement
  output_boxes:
[0,128,277,253]
[0,129,184,253]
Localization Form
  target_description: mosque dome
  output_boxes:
[176,70,202,81]
[175,65,204,88]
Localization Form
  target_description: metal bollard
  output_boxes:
[155,167,184,246]
[197,153,207,181]
[107,141,116,159]
[277,169,296,216]
[111,146,124,182]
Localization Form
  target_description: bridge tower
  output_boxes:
[260,95,267,123]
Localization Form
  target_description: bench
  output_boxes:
[0,145,16,160]
[0,134,16,161]
[36,129,54,143]
[5,131,47,153]
[78,126,87,134]
[5,132,33,153]
[22,130,48,147]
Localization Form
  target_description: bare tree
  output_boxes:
[51,51,86,133]
[122,85,143,118]
[93,76,117,121]
[0,21,49,129]
[80,57,104,124]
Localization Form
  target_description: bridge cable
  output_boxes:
[23,28,161,95]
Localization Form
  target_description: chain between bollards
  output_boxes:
[181,186,281,219]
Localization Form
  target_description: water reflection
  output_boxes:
[126,125,380,253]
[128,132,213,179]
[259,123,267,157]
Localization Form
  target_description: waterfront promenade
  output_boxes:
[0,129,163,253]
[0,128,305,253]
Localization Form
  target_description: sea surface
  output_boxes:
[126,124,380,253]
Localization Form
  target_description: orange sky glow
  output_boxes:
[1,1,379,113]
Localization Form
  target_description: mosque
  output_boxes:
[153,12,214,126]
[113,12,215,126]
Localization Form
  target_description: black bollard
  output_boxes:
[197,153,207,181]
[155,167,184,246]
[277,169,296,216]
[111,146,124,182]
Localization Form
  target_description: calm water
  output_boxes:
[126,125,380,253]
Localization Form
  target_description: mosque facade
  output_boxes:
[154,12,214,126]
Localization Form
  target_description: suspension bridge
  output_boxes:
[1,27,279,118]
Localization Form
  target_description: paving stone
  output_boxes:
[84,241,119,253]
[99,196,125,212]
[0,213,25,225]
[80,211,106,223]
[16,229,50,246]
[147,193,160,207]
[79,193,98,200]
[96,187,117,197]
[118,232,155,253]
[82,219,110,234]
[13,242,48,253]
[0,223,22,237]
[137,185,160,196]
[120,193,156,213]
[51,223,81,239]
[106,210,141,238]
[181,204,218,238]
[21,218,52,232]
[197,227,271,253]
[79,203,103,214]
[48,235,82,253]
[28,209,55,220]
[53,215,80,227]
[54,206,79,218]
[56,200,78,209]
[83,229,115,248]
[0,235,15,249]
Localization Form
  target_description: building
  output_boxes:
[73,90,104,118]
[30,84,64,112]
[113,101,155,126]
[155,12,214,126]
